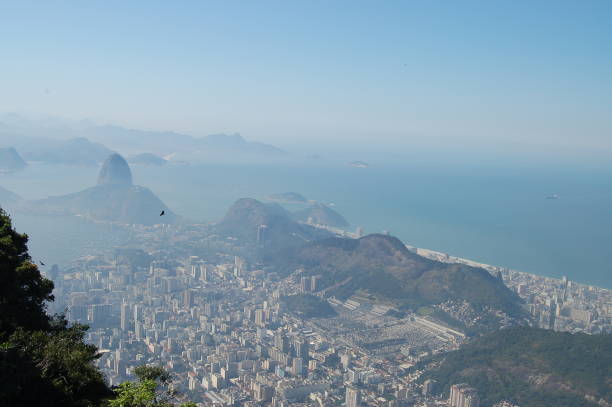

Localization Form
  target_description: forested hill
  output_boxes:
[214,198,332,250]
[265,234,524,318]
[419,327,612,407]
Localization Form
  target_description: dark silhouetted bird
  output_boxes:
[39,261,45,266]
[160,210,165,216]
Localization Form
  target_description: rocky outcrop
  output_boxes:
[31,153,177,225]
[97,153,133,185]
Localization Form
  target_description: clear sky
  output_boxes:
[1,1,611,156]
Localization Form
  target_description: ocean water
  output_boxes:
[2,160,612,289]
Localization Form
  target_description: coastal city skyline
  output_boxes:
[3,152,607,406]
[1,2,611,407]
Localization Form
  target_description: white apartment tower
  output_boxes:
[450,383,480,407]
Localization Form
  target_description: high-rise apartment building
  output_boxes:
[120,302,130,331]
[450,383,480,407]
[346,386,360,407]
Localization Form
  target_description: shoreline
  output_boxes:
[408,246,611,294]
[308,222,611,294]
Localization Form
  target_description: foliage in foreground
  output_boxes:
[1,320,111,406]
[0,207,111,405]
[110,365,196,407]
[0,208,195,406]
[0,208,54,337]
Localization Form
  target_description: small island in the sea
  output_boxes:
[266,192,308,204]
[348,160,369,168]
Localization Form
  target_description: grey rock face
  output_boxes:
[97,153,133,186]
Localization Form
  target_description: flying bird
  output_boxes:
[39,261,45,266]
[160,210,165,216]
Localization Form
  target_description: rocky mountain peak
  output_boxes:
[97,153,133,186]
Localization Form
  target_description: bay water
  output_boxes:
[3,160,611,289]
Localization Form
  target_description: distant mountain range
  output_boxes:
[29,153,178,225]
[419,327,612,407]
[21,137,112,166]
[265,234,525,319]
[0,131,112,166]
[81,125,285,157]
[0,114,285,164]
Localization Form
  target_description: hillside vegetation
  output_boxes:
[266,234,524,319]
[0,208,111,405]
[281,294,337,318]
[420,327,612,407]
[215,198,331,251]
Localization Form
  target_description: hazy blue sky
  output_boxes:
[1,1,611,155]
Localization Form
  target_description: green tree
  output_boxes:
[0,208,111,406]
[418,326,612,407]
[133,365,171,384]
[0,209,195,406]
[0,208,54,337]
[109,380,159,407]
[1,321,110,405]
[110,366,182,407]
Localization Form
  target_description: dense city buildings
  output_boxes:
[43,222,612,407]
[413,247,612,335]
[345,387,361,407]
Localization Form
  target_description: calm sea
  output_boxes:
[3,160,612,289]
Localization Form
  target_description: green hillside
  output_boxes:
[420,327,612,407]
[281,294,337,318]
[215,198,332,251]
[265,234,525,320]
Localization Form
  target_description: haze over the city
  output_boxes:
[1,3,612,407]
[1,1,611,159]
